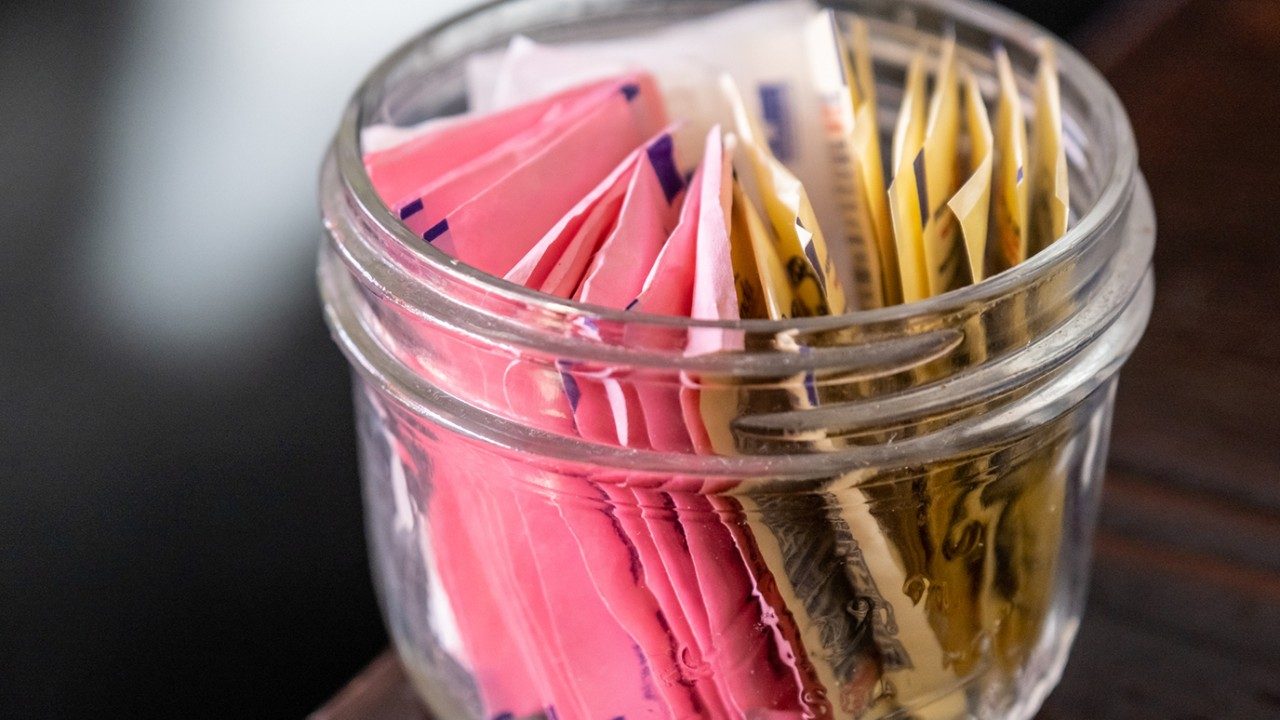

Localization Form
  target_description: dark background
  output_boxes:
[4,1,1274,718]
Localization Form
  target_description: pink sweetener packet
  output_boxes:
[393,81,661,254]
[399,75,667,277]
[680,126,742,455]
[504,153,631,444]
[378,301,577,437]
[708,492,830,716]
[396,364,685,719]
[595,481,736,716]
[370,93,804,718]
[624,126,741,454]
[382,412,547,718]
[364,76,620,208]
[487,482,674,719]
[574,132,686,305]
[511,124,757,719]
[619,474,815,718]
[537,477,712,718]
[410,413,785,719]
[449,430,718,719]
[671,492,811,717]
[623,155,702,452]
[396,149,691,719]
[404,416,671,720]
[613,129,783,712]
[556,362,652,448]
[361,80,661,468]
[684,126,741,349]
[532,128,683,300]
[541,128,685,447]
[503,175,627,291]
[623,479,739,716]
[638,129,815,715]
[534,123,746,701]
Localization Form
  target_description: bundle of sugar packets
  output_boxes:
[360,1,1070,718]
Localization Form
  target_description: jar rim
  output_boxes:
[319,0,1154,469]
[328,0,1137,335]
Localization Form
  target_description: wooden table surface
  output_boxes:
[312,1,1280,718]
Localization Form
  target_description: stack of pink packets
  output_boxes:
[366,71,854,719]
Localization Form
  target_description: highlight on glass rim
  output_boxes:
[317,0,1155,718]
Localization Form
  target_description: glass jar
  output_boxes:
[317,1,1154,718]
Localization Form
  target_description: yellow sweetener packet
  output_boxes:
[845,19,899,307]
[947,66,995,284]
[729,170,795,319]
[727,134,769,320]
[919,36,965,297]
[727,147,885,717]
[722,75,848,316]
[1028,40,1069,255]
[888,52,929,302]
[810,11,898,309]
[988,45,1029,273]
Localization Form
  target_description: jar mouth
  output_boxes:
[328,0,1137,335]
[319,0,1155,467]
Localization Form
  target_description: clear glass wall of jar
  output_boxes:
[318,1,1155,718]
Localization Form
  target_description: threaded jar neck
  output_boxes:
[319,0,1154,473]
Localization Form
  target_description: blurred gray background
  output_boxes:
[0,1,1113,717]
